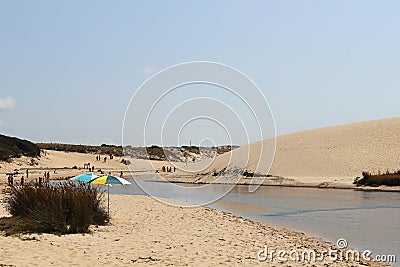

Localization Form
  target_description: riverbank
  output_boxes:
[156,173,400,193]
[0,186,389,266]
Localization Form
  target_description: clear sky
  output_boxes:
[0,0,399,146]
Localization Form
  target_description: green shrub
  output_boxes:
[2,182,108,235]
[0,134,40,161]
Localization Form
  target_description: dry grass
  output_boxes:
[0,182,108,235]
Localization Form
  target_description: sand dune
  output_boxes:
[2,117,400,187]
[196,117,400,185]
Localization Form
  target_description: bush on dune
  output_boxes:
[355,170,400,187]
[0,182,108,235]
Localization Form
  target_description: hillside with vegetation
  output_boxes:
[0,134,40,161]
[38,143,238,162]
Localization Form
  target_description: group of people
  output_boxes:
[7,174,15,186]
[96,154,114,163]
[84,162,95,172]
[5,169,59,187]
[161,166,176,173]
[7,174,25,186]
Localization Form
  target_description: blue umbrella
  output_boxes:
[70,173,99,183]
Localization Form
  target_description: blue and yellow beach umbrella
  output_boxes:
[89,175,131,215]
[90,175,131,185]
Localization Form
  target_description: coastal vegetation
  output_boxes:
[0,183,108,235]
[0,134,40,161]
[38,143,238,161]
[354,170,400,187]
[37,143,124,157]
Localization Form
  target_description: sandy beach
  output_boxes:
[0,150,173,183]
[0,118,398,266]
[0,187,389,266]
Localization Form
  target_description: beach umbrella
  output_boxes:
[70,173,99,183]
[89,175,131,215]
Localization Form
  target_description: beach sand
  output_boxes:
[0,188,388,266]
[0,150,174,183]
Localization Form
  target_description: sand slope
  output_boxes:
[202,117,400,185]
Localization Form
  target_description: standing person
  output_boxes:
[20,176,24,186]
[120,171,123,178]
[104,157,107,163]
[174,167,176,172]
[26,169,29,179]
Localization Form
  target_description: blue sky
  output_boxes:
[0,1,399,145]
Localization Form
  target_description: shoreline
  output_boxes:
[148,174,400,193]
[0,188,389,266]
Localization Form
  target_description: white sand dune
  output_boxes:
[197,117,400,185]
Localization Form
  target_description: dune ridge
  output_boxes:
[177,117,400,186]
